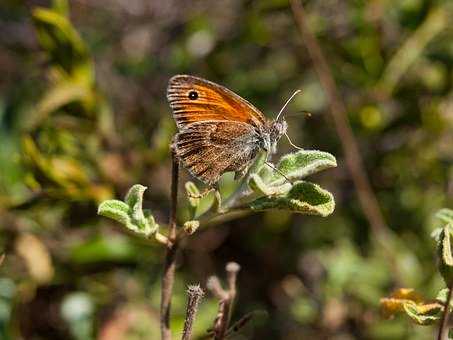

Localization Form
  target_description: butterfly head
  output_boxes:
[265,119,287,154]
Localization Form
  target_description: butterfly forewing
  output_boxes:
[167,75,267,129]
[167,75,280,185]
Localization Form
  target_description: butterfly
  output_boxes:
[167,75,301,186]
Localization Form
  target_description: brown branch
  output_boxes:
[207,262,241,340]
[290,0,392,244]
[438,284,453,340]
[160,149,180,340]
[224,312,254,337]
[182,285,204,340]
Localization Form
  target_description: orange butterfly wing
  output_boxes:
[167,75,266,129]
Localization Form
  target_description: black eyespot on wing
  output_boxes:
[188,90,198,100]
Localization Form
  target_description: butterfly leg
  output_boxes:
[264,161,294,184]
[234,168,247,181]
[187,186,215,199]
[212,185,223,213]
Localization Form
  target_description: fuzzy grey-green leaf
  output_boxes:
[249,181,335,217]
[125,184,147,209]
[436,288,453,309]
[248,173,291,196]
[125,184,149,230]
[436,208,453,225]
[268,150,337,185]
[98,185,158,237]
[437,224,453,284]
[97,200,130,225]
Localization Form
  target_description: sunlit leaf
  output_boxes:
[69,235,144,264]
[435,288,453,309]
[380,288,442,325]
[436,208,453,225]
[436,224,453,284]
[268,149,337,185]
[403,301,442,325]
[97,200,130,226]
[98,184,159,238]
[248,173,291,196]
[249,181,335,217]
[24,82,90,131]
[32,7,93,83]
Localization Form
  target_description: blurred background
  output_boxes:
[1,0,452,339]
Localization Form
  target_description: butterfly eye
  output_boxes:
[188,90,198,100]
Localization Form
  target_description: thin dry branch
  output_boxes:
[207,262,241,340]
[182,285,204,340]
[160,148,180,340]
[290,0,393,246]
[438,284,453,340]
[375,6,448,98]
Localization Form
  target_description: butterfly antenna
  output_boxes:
[276,89,302,121]
[285,110,312,118]
[285,132,304,150]
[265,161,292,183]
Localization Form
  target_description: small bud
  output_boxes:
[184,220,200,235]
[226,262,241,273]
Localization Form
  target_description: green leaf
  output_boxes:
[32,7,93,83]
[403,301,442,325]
[437,224,453,284]
[249,181,335,217]
[185,181,200,208]
[380,288,443,326]
[69,235,144,264]
[97,200,130,225]
[436,288,453,309]
[125,184,150,230]
[431,227,443,242]
[248,173,291,196]
[24,82,90,130]
[52,0,69,15]
[97,184,158,238]
[246,150,336,210]
[268,150,337,185]
[436,208,453,225]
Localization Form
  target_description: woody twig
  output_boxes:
[160,148,180,340]
[182,285,204,340]
[207,262,241,340]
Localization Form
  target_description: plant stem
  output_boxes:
[438,283,453,340]
[160,149,179,340]
[207,262,241,340]
[375,6,447,98]
[290,0,393,251]
[181,285,204,340]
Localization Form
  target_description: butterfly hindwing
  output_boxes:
[173,121,260,185]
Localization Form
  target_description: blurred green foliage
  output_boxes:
[380,209,453,332]
[0,0,452,339]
